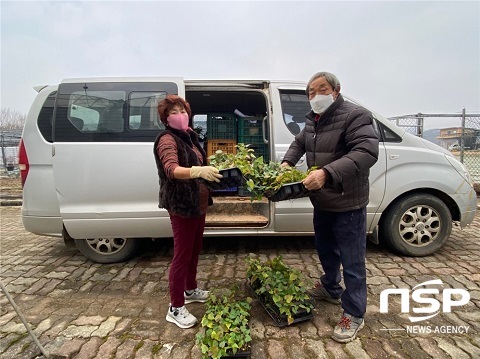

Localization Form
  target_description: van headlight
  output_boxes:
[445,155,473,186]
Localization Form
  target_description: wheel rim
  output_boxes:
[85,238,127,255]
[399,205,441,247]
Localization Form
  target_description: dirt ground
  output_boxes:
[0,175,22,196]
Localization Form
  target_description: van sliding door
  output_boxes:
[52,79,184,239]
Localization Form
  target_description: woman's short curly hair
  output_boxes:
[157,94,192,125]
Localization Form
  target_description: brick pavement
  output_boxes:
[1,205,479,359]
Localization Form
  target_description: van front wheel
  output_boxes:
[74,237,139,263]
[380,194,452,256]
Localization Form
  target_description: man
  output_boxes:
[282,71,379,342]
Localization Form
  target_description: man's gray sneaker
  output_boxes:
[166,305,197,329]
[307,282,341,304]
[184,288,209,304]
[332,312,364,343]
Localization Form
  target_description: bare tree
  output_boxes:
[1,107,26,130]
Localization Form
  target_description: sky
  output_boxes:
[1,0,479,130]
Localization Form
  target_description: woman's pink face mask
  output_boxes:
[167,112,189,131]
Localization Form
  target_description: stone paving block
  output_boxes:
[381,339,409,358]
[50,338,85,358]
[325,339,350,359]
[345,339,370,359]
[436,337,470,359]
[75,337,104,359]
[267,339,288,359]
[96,336,122,358]
[169,341,195,359]
[115,338,140,358]
[0,311,17,327]
[415,337,450,359]
[134,339,155,359]
[304,338,328,358]
[399,337,435,358]
[362,338,389,358]
[452,336,480,358]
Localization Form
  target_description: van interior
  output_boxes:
[185,89,270,229]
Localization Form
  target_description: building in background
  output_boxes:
[437,127,480,150]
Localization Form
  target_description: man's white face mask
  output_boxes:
[310,93,334,114]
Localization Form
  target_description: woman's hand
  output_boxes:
[190,166,223,182]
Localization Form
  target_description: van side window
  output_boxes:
[70,90,125,133]
[128,92,166,130]
[37,91,57,143]
[55,82,178,142]
[70,104,100,131]
[279,90,310,136]
[192,114,207,142]
[378,122,402,142]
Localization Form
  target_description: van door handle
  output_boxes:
[389,155,399,160]
[262,116,269,144]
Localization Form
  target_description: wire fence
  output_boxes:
[0,130,21,175]
[388,110,480,185]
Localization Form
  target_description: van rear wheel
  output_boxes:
[380,194,452,256]
[74,237,139,263]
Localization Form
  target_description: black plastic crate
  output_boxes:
[267,182,309,202]
[201,167,244,191]
[221,344,251,358]
[207,113,237,140]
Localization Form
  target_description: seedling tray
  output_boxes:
[248,282,314,327]
[267,182,309,202]
[221,345,251,358]
[202,167,244,191]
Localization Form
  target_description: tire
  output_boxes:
[379,194,452,257]
[74,237,139,263]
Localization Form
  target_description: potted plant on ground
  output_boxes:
[246,254,314,326]
[196,287,252,359]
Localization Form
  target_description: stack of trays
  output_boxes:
[201,167,244,191]
[266,182,309,202]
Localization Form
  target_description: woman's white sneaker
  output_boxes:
[184,288,209,303]
[165,305,197,329]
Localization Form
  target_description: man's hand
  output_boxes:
[302,169,327,191]
[190,166,223,183]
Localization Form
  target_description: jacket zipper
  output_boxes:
[313,118,319,163]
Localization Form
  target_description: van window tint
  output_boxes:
[68,90,125,133]
[192,114,207,142]
[128,92,166,130]
[37,91,57,143]
[55,82,178,142]
[378,122,402,142]
[70,104,100,131]
[279,90,309,135]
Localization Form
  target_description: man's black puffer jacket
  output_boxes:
[282,94,379,212]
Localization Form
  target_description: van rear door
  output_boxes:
[52,78,184,239]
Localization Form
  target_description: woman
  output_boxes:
[153,94,222,329]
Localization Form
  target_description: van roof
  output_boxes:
[59,77,307,87]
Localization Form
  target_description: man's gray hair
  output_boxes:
[306,72,341,95]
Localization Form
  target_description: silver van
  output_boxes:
[19,77,477,263]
